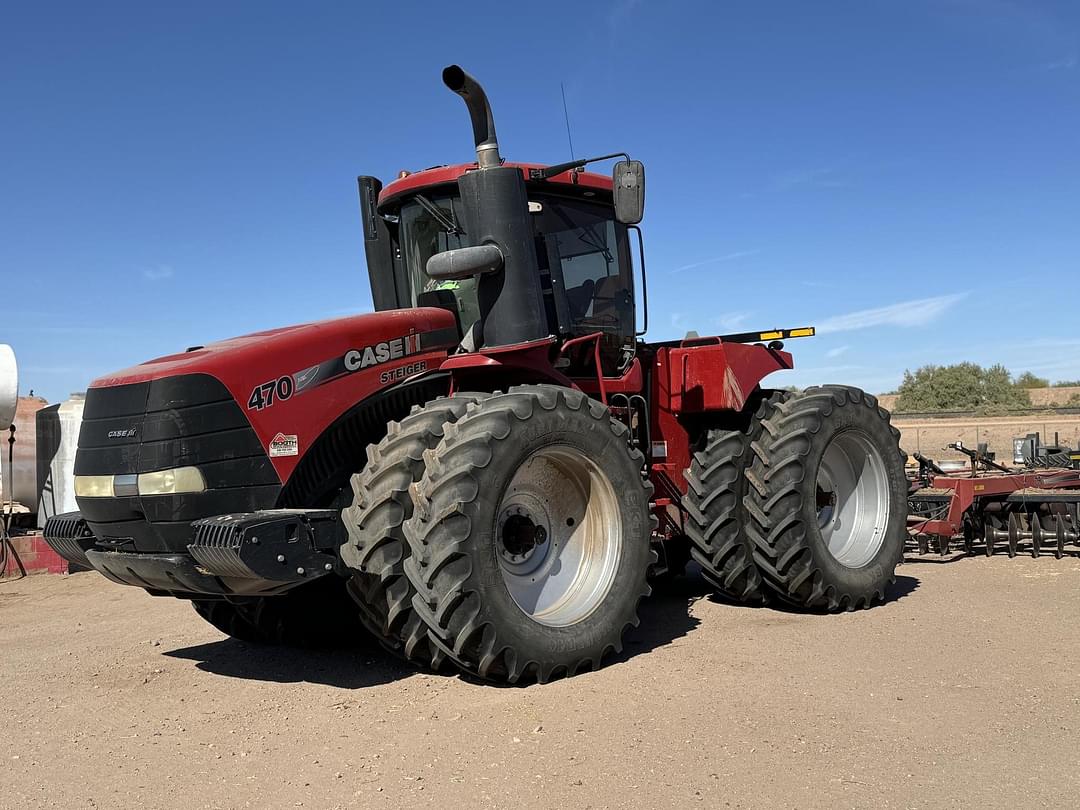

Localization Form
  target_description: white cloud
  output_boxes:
[816,292,968,334]
[825,345,850,359]
[1040,55,1077,71]
[770,167,849,192]
[711,311,753,332]
[143,264,174,281]
[670,250,760,274]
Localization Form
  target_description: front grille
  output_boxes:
[75,374,281,553]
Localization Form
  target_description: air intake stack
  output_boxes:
[438,65,548,349]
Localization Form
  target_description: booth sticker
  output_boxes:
[269,432,299,457]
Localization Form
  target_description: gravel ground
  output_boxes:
[1,557,1078,810]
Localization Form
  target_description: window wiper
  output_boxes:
[576,224,614,264]
[414,194,461,235]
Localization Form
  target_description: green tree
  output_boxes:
[894,363,1032,413]
[1053,380,1080,388]
[1015,371,1049,388]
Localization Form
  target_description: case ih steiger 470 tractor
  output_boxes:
[44,66,907,684]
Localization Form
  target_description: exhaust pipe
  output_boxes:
[442,65,501,168]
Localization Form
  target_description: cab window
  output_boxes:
[531,196,635,375]
[398,193,481,336]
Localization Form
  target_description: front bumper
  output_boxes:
[43,509,342,597]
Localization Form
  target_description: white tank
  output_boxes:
[36,394,85,526]
[0,344,16,429]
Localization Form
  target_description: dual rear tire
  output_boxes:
[688,385,907,610]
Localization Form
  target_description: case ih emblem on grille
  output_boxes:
[107,428,137,439]
[268,432,299,457]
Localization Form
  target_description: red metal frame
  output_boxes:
[558,332,608,404]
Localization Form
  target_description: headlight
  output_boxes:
[74,467,206,497]
[137,467,206,495]
[74,474,115,498]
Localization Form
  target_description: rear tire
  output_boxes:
[684,390,789,603]
[403,385,654,684]
[340,395,483,668]
[743,385,906,610]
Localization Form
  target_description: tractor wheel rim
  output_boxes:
[496,445,622,627]
[815,430,890,568]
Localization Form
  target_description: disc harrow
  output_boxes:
[907,441,1080,560]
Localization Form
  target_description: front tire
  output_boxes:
[743,385,906,610]
[403,385,654,684]
[340,395,482,668]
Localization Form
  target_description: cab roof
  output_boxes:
[378,162,613,208]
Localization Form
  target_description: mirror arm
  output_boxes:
[529,152,631,181]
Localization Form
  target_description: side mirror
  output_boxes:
[613,160,645,224]
[426,244,504,281]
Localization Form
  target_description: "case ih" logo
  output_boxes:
[343,334,422,371]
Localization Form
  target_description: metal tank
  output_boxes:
[0,344,16,429]
[36,393,85,527]
[2,395,49,512]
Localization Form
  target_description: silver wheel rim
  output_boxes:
[496,445,621,627]
[815,431,890,568]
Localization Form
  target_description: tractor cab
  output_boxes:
[362,164,641,378]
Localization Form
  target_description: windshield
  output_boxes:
[399,193,481,335]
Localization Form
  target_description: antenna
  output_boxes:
[560,82,575,160]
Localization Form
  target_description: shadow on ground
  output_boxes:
[163,569,916,688]
[602,572,707,670]
[164,636,413,689]
[166,576,707,689]
[701,563,921,614]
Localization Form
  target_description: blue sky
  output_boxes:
[3,0,1078,404]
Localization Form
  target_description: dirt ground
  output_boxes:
[1,558,1078,810]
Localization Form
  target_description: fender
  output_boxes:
[664,341,794,414]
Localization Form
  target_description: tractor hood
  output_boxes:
[92,308,459,391]
[84,308,461,483]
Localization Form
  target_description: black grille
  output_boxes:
[189,516,250,578]
[75,374,280,553]
[42,511,95,567]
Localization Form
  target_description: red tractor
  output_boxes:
[43,66,908,683]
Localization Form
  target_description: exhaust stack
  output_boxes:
[442,65,502,169]
[437,65,547,349]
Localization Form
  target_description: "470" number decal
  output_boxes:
[247,376,294,411]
